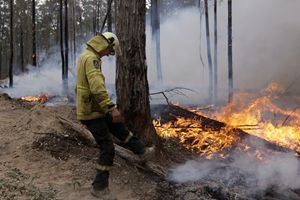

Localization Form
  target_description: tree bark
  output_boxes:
[9,0,13,87]
[115,0,160,146]
[32,0,37,67]
[204,0,213,103]
[228,0,233,103]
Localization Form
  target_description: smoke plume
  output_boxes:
[169,150,300,192]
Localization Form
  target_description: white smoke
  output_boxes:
[169,151,300,191]
[2,0,300,103]
[0,44,117,99]
[2,48,77,98]
[146,0,300,105]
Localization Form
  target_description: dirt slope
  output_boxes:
[0,94,157,200]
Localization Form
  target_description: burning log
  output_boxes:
[20,94,50,104]
[154,104,297,157]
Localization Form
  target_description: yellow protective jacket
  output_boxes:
[76,35,116,120]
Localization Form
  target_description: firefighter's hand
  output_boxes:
[111,108,124,123]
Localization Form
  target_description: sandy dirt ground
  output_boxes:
[0,94,158,200]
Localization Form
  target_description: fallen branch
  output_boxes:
[57,115,166,177]
[114,145,166,177]
[57,115,96,146]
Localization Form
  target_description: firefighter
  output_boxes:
[76,32,154,199]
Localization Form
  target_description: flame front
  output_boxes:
[21,94,49,103]
[154,83,300,158]
[215,83,300,153]
[154,118,239,158]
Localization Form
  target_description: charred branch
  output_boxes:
[157,104,297,155]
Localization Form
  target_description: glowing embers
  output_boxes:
[21,94,49,104]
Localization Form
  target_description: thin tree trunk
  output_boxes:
[0,45,2,77]
[64,0,69,92]
[73,0,76,66]
[100,0,113,33]
[60,0,65,80]
[96,0,100,32]
[9,0,13,87]
[20,27,25,72]
[115,0,161,146]
[32,0,37,67]
[228,0,233,102]
[213,0,218,102]
[56,13,60,44]
[78,7,83,37]
[92,0,96,34]
[198,0,205,68]
[0,7,2,77]
[151,0,162,84]
[204,0,213,102]
[107,0,112,32]
[64,0,69,79]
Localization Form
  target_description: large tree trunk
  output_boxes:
[228,0,233,102]
[204,0,213,103]
[9,0,13,87]
[115,0,160,146]
[32,0,37,67]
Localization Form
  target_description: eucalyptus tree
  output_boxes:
[115,0,160,145]
[228,0,233,102]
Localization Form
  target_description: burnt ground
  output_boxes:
[1,93,300,200]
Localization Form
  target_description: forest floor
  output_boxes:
[0,93,195,200]
[2,92,300,200]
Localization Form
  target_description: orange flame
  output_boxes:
[154,83,300,159]
[21,94,49,104]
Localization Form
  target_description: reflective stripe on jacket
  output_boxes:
[76,35,116,120]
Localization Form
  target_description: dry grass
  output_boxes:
[0,167,58,200]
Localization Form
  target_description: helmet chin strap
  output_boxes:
[107,37,115,49]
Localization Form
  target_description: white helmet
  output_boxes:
[102,32,121,55]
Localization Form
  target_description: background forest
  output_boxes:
[0,0,196,78]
